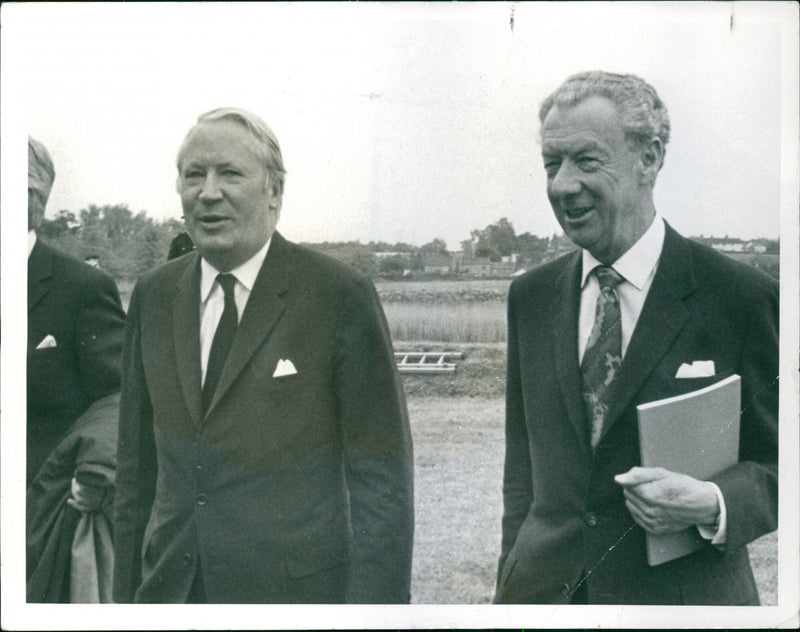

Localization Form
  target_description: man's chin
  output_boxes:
[191,230,232,250]
[562,228,599,252]
[191,238,234,264]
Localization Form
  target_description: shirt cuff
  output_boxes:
[697,482,727,545]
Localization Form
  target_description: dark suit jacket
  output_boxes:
[27,240,124,602]
[495,223,778,605]
[112,232,414,604]
[27,240,125,485]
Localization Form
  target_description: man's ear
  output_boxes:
[268,180,283,215]
[639,138,664,186]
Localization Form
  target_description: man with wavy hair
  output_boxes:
[495,72,778,604]
[113,108,414,604]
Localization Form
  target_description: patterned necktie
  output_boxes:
[581,265,624,448]
[202,273,238,415]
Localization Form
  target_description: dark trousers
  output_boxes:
[186,569,207,603]
[569,576,588,604]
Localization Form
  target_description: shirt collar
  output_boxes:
[200,236,272,303]
[28,230,37,257]
[580,216,665,290]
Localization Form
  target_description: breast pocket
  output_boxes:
[233,361,336,465]
[28,344,65,366]
[658,370,736,399]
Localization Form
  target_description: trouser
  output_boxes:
[186,568,207,603]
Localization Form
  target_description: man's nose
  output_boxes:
[549,161,582,198]
[199,173,223,201]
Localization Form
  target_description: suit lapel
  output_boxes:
[173,254,203,425]
[205,233,290,418]
[598,224,696,444]
[28,241,52,313]
[552,251,591,455]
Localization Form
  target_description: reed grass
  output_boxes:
[383,301,506,343]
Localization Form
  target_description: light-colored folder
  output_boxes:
[636,373,741,566]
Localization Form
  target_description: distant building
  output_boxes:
[422,254,451,275]
[491,260,516,276]
[462,257,491,277]
[711,242,745,253]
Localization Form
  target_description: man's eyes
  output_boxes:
[543,159,561,176]
[182,169,242,179]
[543,156,600,176]
[576,156,600,170]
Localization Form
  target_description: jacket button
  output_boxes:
[584,512,599,527]
[561,582,571,597]
[196,493,208,506]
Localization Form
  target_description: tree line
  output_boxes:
[40,205,778,281]
[40,206,185,280]
[40,206,558,280]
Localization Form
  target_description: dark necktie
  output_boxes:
[202,273,238,415]
[581,265,624,448]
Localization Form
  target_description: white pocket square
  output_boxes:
[675,360,715,378]
[272,359,297,378]
[36,334,57,349]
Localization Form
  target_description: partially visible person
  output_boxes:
[495,72,778,605]
[26,136,126,602]
[167,231,194,260]
[84,254,100,268]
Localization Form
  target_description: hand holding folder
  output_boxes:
[614,467,722,536]
[616,374,741,565]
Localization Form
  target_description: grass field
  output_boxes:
[377,279,510,344]
[376,279,511,304]
[408,396,505,603]
[384,302,507,343]
[407,393,779,605]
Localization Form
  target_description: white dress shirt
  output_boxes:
[199,237,271,384]
[578,216,665,362]
[29,230,37,257]
[577,216,726,544]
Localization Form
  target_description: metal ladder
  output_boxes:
[394,351,464,373]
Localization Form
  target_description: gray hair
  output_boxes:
[28,136,55,230]
[539,71,670,160]
[177,107,286,195]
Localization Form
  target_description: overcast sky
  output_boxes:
[3,2,796,248]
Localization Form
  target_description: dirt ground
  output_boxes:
[406,395,778,605]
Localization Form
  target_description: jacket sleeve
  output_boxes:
[710,278,779,551]
[496,284,533,593]
[112,282,157,603]
[334,276,414,604]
